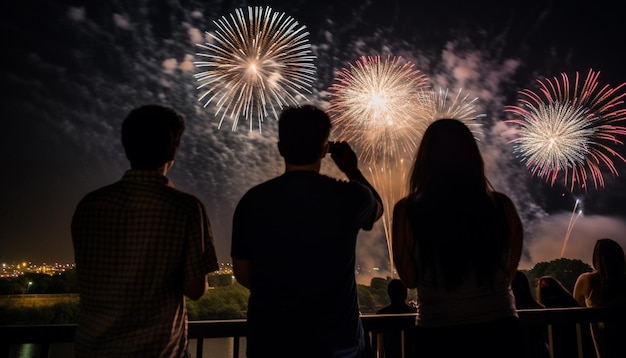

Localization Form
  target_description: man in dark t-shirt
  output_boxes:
[231,104,383,358]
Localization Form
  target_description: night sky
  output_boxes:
[2,0,626,280]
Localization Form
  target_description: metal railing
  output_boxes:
[2,307,625,358]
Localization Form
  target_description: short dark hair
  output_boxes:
[387,279,408,301]
[278,105,331,165]
[121,104,185,169]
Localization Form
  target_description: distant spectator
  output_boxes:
[537,275,594,357]
[573,238,626,357]
[376,279,416,358]
[377,279,417,314]
[512,271,544,310]
[512,271,549,358]
[537,276,580,308]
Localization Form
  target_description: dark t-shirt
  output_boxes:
[231,170,379,354]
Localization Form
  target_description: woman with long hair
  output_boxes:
[574,238,626,357]
[392,118,524,357]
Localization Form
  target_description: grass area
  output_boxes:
[0,294,79,309]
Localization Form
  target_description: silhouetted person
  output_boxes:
[512,271,549,358]
[574,238,626,357]
[392,118,525,358]
[537,276,579,308]
[72,104,219,357]
[377,279,417,315]
[376,279,416,358]
[512,271,545,310]
[538,275,593,358]
[231,104,383,358]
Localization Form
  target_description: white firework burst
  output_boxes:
[194,6,316,132]
[328,54,430,163]
[416,87,485,140]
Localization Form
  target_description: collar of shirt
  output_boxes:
[122,170,174,188]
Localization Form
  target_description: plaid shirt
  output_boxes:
[72,170,218,357]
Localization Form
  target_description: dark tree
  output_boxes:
[527,258,592,292]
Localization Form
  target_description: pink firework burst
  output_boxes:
[504,69,626,190]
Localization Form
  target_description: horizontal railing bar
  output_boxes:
[2,307,625,357]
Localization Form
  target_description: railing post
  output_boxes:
[194,338,203,358]
[233,336,240,358]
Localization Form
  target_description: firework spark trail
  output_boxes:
[365,156,410,278]
[328,55,430,276]
[561,198,582,258]
[194,6,316,132]
[504,69,626,190]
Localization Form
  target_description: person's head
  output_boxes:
[592,238,626,290]
[387,279,408,303]
[408,118,490,196]
[537,276,563,290]
[121,104,185,170]
[511,271,544,309]
[537,275,578,307]
[277,105,332,166]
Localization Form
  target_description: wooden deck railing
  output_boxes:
[2,307,625,358]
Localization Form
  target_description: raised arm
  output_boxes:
[329,141,383,221]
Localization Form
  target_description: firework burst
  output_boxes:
[328,55,431,277]
[417,87,485,140]
[194,6,316,132]
[505,69,626,190]
[328,55,430,163]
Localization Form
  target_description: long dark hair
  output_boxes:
[593,238,626,299]
[406,118,509,291]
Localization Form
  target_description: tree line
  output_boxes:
[0,258,591,325]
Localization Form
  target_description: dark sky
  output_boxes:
[2,0,626,278]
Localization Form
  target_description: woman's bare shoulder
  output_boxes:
[576,271,599,286]
[580,271,599,280]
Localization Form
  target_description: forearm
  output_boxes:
[344,168,383,219]
[183,276,208,300]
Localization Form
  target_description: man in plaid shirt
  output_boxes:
[72,104,219,357]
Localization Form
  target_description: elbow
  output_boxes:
[233,259,252,289]
[185,289,206,301]
[183,277,208,301]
